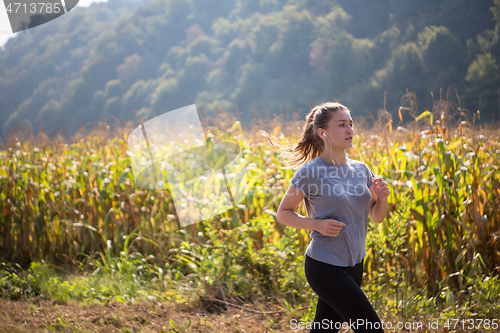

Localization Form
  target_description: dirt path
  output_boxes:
[1,298,487,332]
[0,298,295,332]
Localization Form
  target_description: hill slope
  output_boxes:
[1,0,499,134]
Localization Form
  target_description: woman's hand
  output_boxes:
[371,177,390,201]
[315,219,345,237]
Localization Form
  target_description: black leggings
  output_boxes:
[304,255,384,332]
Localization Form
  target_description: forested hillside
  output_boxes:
[1,0,499,134]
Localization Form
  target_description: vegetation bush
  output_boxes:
[1,92,499,323]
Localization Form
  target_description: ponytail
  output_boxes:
[259,102,350,170]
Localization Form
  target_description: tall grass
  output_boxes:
[0,91,499,317]
[360,89,500,300]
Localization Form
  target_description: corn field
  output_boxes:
[1,90,499,311]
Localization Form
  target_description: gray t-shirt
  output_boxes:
[290,157,375,267]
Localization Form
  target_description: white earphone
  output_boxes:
[322,133,328,138]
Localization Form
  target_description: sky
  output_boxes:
[0,0,108,48]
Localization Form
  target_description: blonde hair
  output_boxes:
[259,102,350,170]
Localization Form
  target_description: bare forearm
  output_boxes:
[371,198,388,223]
[276,210,318,231]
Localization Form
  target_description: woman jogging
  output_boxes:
[261,102,389,332]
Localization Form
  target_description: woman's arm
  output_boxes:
[276,185,345,236]
[276,185,319,230]
[369,177,389,223]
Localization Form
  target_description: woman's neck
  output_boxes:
[320,149,347,165]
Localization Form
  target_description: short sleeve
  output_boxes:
[290,164,312,197]
[366,164,375,188]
